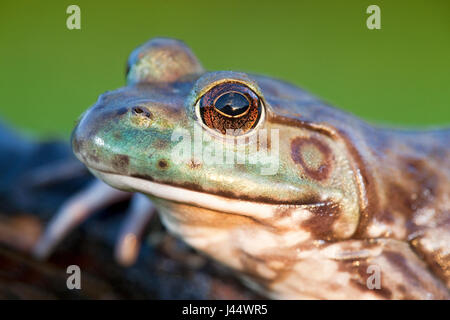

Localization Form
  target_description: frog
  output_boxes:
[33,38,450,299]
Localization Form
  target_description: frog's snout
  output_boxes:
[70,89,182,179]
[70,98,131,173]
[71,107,103,171]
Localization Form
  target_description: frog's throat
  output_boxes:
[89,168,327,220]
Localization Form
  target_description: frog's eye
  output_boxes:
[196,82,263,135]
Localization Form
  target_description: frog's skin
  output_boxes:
[34,38,450,299]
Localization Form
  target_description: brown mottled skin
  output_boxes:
[35,38,449,299]
[269,84,450,297]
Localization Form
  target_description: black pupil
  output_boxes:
[214,92,250,117]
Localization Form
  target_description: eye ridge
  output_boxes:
[198,82,262,135]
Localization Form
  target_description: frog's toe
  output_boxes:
[33,180,131,259]
[115,193,155,266]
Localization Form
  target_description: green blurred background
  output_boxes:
[0,0,449,139]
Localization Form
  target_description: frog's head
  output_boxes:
[72,38,363,241]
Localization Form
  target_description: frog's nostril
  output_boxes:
[133,106,144,114]
[132,106,153,119]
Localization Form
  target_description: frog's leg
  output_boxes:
[323,239,450,299]
[33,179,132,259]
[114,193,155,266]
[263,238,450,299]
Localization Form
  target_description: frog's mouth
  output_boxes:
[89,168,322,219]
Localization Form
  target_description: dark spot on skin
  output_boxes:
[327,283,341,291]
[188,159,201,169]
[301,202,340,240]
[290,137,332,180]
[388,183,415,216]
[87,153,100,163]
[397,284,407,294]
[153,139,168,150]
[112,154,129,172]
[374,210,395,224]
[234,163,247,172]
[116,107,128,116]
[274,207,294,218]
[157,159,168,169]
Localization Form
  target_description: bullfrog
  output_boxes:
[33,38,449,299]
